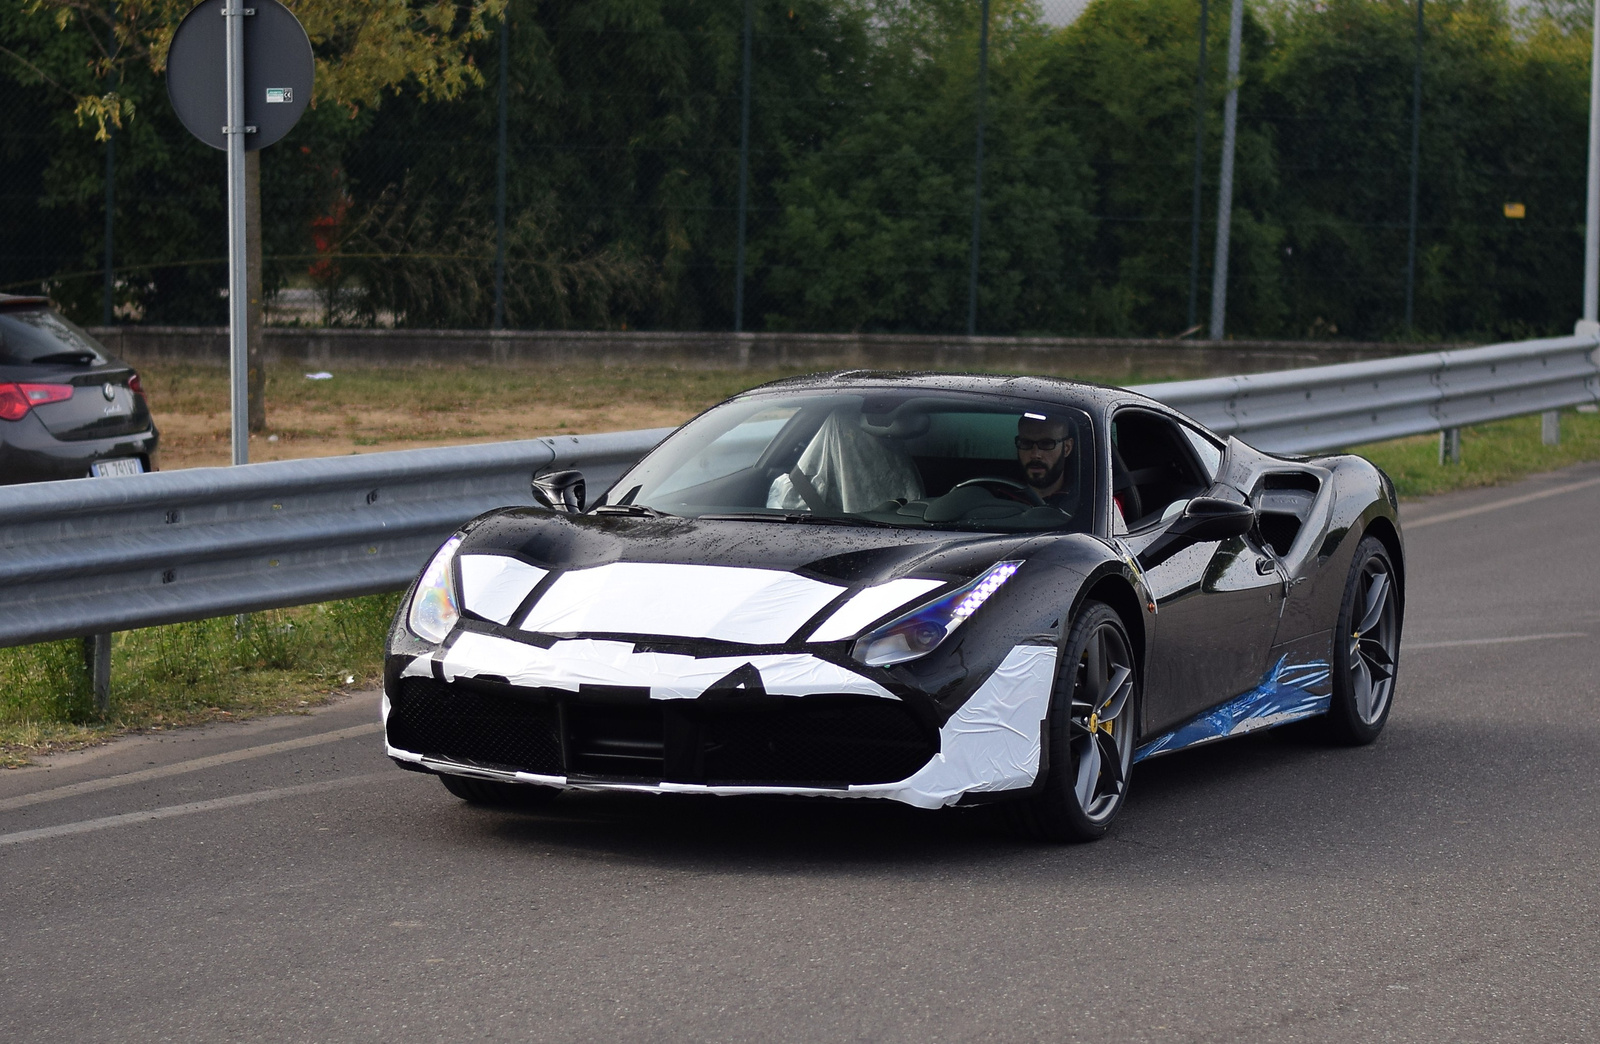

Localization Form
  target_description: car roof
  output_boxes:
[736,369,1142,415]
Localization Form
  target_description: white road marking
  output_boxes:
[1405,632,1587,650]
[0,722,383,813]
[0,772,389,847]
[1405,474,1600,529]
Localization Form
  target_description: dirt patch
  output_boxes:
[155,403,697,469]
[138,362,766,469]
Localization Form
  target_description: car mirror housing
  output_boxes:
[1136,497,1255,570]
[1174,496,1255,541]
[532,469,586,513]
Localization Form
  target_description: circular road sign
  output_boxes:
[167,0,314,152]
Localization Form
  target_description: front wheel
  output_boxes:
[1012,601,1139,842]
[1321,535,1401,745]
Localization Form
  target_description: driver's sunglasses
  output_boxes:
[1014,436,1062,451]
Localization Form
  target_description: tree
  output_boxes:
[320,0,894,332]
[26,0,504,138]
[1039,0,1281,337]
[753,0,1093,334]
[1263,0,1588,340]
[7,0,1595,343]
[16,0,505,425]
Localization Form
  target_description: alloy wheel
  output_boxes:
[1067,622,1136,821]
[1347,558,1398,725]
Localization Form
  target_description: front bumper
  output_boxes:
[384,636,1058,809]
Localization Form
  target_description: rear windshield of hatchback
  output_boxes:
[0,307,107,365]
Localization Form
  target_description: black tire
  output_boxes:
[1012,601,1139,843]
[439,773,561,808]
[1321,534,1401,745]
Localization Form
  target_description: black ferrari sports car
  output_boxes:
[384,372,1404,840]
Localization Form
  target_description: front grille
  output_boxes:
[387,677,935,787]
[387,678,563,775]
[699,699,933,785]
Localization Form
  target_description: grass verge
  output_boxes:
[1353,407,1600,499]
[0,594,399,767]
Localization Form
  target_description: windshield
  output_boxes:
[600,390,1097,532]
[0,307,107,365]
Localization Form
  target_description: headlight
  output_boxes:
[408,535,463,644]
[852,560,1022,667]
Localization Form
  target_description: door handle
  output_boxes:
[1256,556,1277,575]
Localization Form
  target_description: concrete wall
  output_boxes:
[87,325,1459,381]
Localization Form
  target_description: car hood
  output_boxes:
[452,509,1038,646]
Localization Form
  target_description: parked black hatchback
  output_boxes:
[0,294,158,485]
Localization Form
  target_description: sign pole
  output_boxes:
[1207,0,1244,341]
[1585,0,1600,326]
[170,0,310,460]
[225,2,250,465]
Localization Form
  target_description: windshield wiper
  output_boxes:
[793,514,900,529]
[591,503,674,518]
[697,512,900,529]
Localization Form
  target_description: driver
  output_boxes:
[1016,414,1076,510]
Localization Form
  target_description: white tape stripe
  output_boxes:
[459,554,548,625]
[1405,474,1600,529]
[808,578,946,643]
[0,772,389,847]
[0,722,382,813]
[1405,632,1586,650]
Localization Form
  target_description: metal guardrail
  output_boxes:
[0,428,668,648]
[2,330,1597,650]
[1138,332,1600,455]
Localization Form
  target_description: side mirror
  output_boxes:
[1136,496,1254,570]
[1171,496,1255,541]
[532,469,586,513]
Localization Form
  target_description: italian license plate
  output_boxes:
[90,458,144,478]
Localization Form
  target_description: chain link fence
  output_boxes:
[0,0,1590,343]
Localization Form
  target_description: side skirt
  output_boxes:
[1133,656,1331,763]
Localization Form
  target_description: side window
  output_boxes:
[1110,409,1211,530]
[1179,424,1223,483]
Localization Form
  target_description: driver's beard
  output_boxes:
[1025,455,1066,491]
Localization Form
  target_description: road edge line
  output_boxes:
[0,722,383,814]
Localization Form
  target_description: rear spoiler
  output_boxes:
[0,295,49,309]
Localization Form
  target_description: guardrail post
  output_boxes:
[1542,410,1561,446]
[82,633,112,714]
[1439,427,1461,465]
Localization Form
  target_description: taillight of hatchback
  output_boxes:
[128,373,143,396]
[0,382,75,421]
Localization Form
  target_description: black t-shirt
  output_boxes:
[1016,461,1077,514]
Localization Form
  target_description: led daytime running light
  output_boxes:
[852,560,1024,667]
[951,561,1020,621]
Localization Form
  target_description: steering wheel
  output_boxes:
[951,476,1046,507]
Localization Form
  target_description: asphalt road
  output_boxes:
[3,463,1598,1043]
